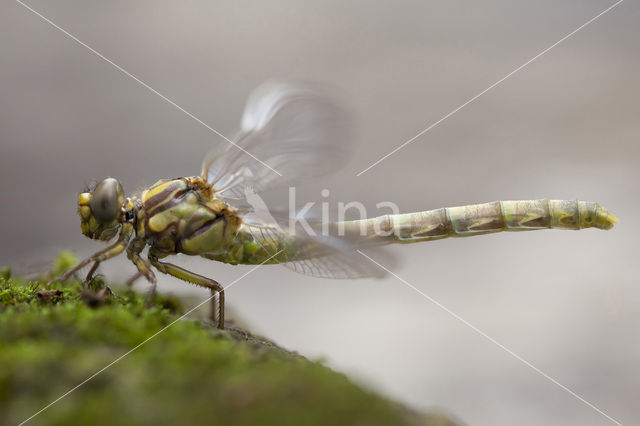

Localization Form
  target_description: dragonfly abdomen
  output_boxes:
[393,200,617,243]
[339,200,618,245]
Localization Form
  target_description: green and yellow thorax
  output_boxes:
[135,176,242,256]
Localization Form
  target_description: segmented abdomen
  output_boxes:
[340,200,618,245]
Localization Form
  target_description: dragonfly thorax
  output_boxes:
[135,176,241,256]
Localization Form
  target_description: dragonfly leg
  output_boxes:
[47,240,127,286]
[124,239,159,307]
[148,253,225,329]
[48,223,133,287]
[83,261,100,286]
[124,271,144,288]
[126,238,156,283]
[144,281,158,307]
[123,271,156,308]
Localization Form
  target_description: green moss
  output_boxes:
[0,254,456,426]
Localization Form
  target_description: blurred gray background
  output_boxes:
[1,1,638,424]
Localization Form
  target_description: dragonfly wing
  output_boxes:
[203,81,354,200]
[241,215,389,279]
[206,82,384,279]
[282,254,385,279]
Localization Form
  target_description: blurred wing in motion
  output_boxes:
[241,213,390,279]
[203,82,390,279]
[237,187,389,279]
[202,81,354,200]
[282,252,387,279]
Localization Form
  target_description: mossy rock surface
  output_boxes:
[0,255,457,426]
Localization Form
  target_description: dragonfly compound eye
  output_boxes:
[90,178,124,222]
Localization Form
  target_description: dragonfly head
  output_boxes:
[77,178,126,241]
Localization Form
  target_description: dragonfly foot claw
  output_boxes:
[225,327,249,340]
[144,283,158,308]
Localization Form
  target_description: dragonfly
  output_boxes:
[49,81,618,330]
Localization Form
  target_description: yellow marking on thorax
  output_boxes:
[148,192,199,233]
[141,180,174,203]
[180,218,226,254]
[143,180,191,217]
[205,198,227,212]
